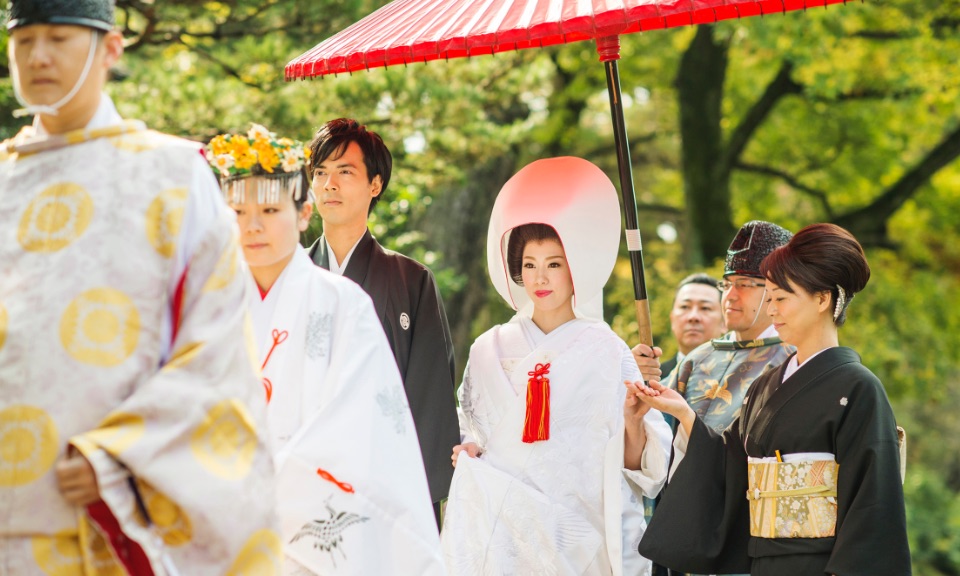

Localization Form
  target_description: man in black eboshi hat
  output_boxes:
[1,1,279,572]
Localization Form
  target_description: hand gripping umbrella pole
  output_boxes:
[597,35,653,347]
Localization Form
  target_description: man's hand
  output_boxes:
[56,451,100,507]
[451,442,480,468]
[632,343,663,385]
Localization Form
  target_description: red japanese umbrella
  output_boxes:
[286,0,853,346]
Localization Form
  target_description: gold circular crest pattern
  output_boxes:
[145,188,188,258]
[190,399,258,480]
[84,412,146,456]
[0,302,7,352]
[225,529,283,576]
[138,481,193,547]
[109,131,163,153]
[203,239,239,292]
[0,405,59,487]
[60,288,140,367]
[17,183,94,253]
[31,531,83,576]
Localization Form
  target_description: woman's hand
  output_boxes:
[55,451,100,507]
[626,380,697,438]
[624,380,653,426]
[451,442,480,468]
[625,380,689,420]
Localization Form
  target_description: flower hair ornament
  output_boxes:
[206,124,311,204]
[833,285,847,321]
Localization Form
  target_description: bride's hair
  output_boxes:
[506,223,562,286]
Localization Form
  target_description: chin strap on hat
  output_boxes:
[12,29,100,118]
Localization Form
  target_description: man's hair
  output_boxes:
[673,273,721,304]
[308,118,392,214]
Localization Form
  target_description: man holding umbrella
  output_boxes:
[307,118,460,528]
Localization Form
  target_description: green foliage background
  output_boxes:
[3,1,958,572]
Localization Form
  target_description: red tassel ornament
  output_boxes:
[522,362,551,443]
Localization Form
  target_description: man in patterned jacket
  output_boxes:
[0,1,279,573]
[636,220,794,576]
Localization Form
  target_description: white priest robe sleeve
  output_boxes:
[70,150,280,574]
[274,273,445,576]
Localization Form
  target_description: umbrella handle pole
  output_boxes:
[599,37,654,347]
[635,299,654,348]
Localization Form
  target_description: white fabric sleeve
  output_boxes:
[619,345,670,498]
[622,410,671,498]
[668,424,691,482]
[159,151,226,362]
[456,361,477,446]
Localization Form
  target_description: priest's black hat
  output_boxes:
[724,220,792,278]
[6,0,115,32]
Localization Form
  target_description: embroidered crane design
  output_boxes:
[290,497,369,566]
[703,379,733,404]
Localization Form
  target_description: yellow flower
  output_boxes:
[228,135,251,159]
[258,147,280,174]
[234,149,258,171]
[209,135,230,156]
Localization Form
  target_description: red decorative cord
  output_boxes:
[260,329,288,404]
[522,362,551,443]
[316,468,355,493]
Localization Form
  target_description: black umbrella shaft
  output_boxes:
[603,56,653,346]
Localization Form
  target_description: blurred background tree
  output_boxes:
[2,0,958,571]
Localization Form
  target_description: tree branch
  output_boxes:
[721,61,802,176]
[835,121,960,245]
[584,131,658,159]
[179,38,269,91]
[811,86,924,103]
[851,30,915,40]
[735,161,835,218]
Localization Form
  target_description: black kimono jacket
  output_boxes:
[309,231,459,505]
[639,347,910,576]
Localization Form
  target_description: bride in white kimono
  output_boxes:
[441,157,672,575]
[208,126,445,575]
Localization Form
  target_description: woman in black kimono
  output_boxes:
[633,223,910,576]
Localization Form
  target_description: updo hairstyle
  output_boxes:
[760,223,870,326]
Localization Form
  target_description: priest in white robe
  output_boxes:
[209,126,445,575]
[441,157,672,576]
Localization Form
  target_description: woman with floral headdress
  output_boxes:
[207,126,445,575]
[636,224,910,576]
[440,157,672,575]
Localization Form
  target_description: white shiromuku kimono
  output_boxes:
[248,248,445,575]
[0,95,279,574]
[442,315,671,575]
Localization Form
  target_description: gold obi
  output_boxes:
[746,457,839,539]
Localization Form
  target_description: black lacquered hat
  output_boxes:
[7,0,115,32]
[724,220,793,278]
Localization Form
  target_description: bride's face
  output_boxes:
[521,239,574,314]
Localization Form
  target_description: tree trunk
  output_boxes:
[675,25,736,266]
[426,153,520,382]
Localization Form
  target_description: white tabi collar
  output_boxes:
[325,234,363,276]
[782,346,834,383]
